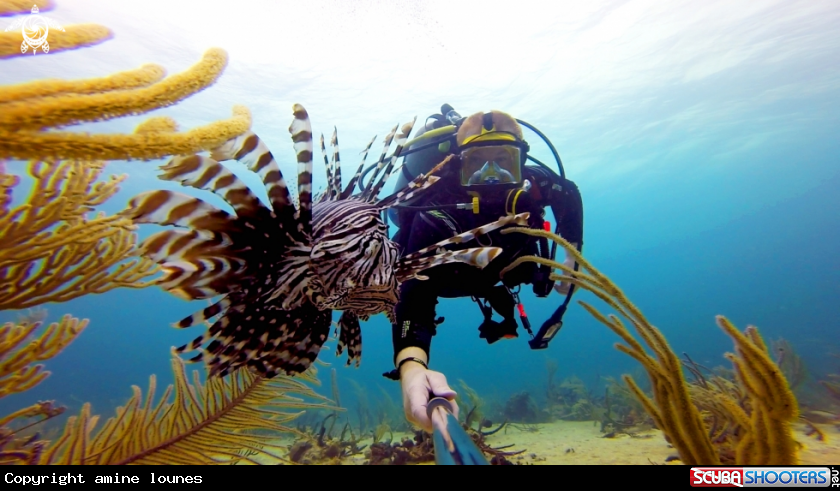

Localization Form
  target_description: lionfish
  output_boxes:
[124,104,529,378]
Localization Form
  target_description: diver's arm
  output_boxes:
[551,177,584,294]
[393,282,459,433]
[391,278,440,363]
[390,210,461,431]
[390,208,459,364]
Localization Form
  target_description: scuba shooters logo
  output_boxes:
[3,5,65,55]
[690,467,834,487]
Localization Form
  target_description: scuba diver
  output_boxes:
[371,104,585,434]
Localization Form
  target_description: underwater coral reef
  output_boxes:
[500,226,804,465]
[0,160,158,310]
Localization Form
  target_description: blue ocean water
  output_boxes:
[1,0,838,453]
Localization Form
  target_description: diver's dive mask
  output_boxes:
[459,140,525,188]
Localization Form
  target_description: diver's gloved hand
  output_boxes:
[398,351,459,433]
[553,246,579,295]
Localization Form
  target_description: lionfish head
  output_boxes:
[310,202,400,313]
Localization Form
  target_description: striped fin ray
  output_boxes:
[123,190,236,231]
[289,103,314,235]
[341,135,376,199]
[174,299,332,378]
[360,123,398,201]
[211,131,295,223]
[396,247,504,283]
[135,229,234,264]
[174,296,233,329]
[316,133,333,204]
[376,154,454,209]
[157,155,264,218]
[401,212,531,262]
[263,246,323,311]
[330,127,342,200]
[157,256,248,300]
[366,117,417,202]
[335,310,361,368]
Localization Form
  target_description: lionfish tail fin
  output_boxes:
[335,311,362,368]
[397,247,503,282]
[402,212,531,261]
[289,104,314,236]
[341,135,376,199]
[367,117,417,201]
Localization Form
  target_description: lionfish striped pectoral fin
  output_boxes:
[210,129,300,237]
[336,311,362,368]
[156,155,264,219]
[395,213,532,282]
[174,296,333,378]
[396,247,503,282]
[123,191,251,300]
[400,212,531,262]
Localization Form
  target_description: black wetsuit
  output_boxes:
[390,164,584,363]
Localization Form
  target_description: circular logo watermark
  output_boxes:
[4,5,65,55]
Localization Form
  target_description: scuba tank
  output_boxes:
[388,105,463,228]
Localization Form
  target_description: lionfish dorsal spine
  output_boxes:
[360,123,398,201]
[289,104,314,236]
[376,154,455,209]
[341,135,376,200]
[367,117,417,202]
[330,127,342,200]
[317,133,333,204]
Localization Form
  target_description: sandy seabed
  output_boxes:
[477,420,840,465]
[248,420,839,465]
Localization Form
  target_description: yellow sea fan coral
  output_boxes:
[0,159,159,310]
[41,355,333,465]
[0,313,83,465]
[0,5,251,161]
[0,63,165,105]
[0,23,112,59]
[0,0,55,16]
[500,227,800,465]
[0,314,87,398]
